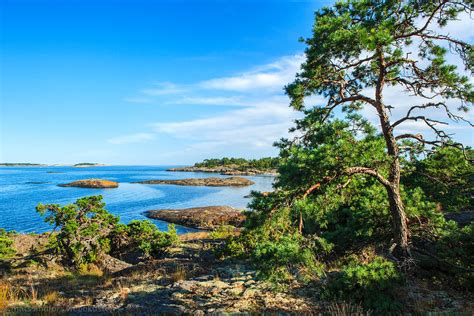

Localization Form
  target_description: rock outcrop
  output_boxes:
[136,176,254,187]
[58,179,119,188]
[145,206,246,230]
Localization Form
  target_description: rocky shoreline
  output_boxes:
[145,206,246,230]
[136,176,254,187]
[168,166,277,176]
[1,231,318,314]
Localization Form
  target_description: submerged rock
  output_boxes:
[58,179,119,188]
[136,176,254,187]
[145,206,246,230]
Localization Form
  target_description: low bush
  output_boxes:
[253,233,326,283]
[0,229,15,259]
[113,220,179,258]
[209,225,236,239]
[37,195,179,268]
[322,256,405,313]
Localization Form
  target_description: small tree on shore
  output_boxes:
[286,0,473,257]
[37,195,119,267]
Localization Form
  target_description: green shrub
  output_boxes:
[252,233,326,283]
[437,222,474,270]
[36,195,119,268]
[0,229,15,259]
[209,225,236,239]
[432,221,474,290]
[111,220,178,259]
[322,256,404,313]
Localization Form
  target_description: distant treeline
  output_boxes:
[194,157,280,170]
[0,163,43,166]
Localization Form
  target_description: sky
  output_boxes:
[0,0,472,165]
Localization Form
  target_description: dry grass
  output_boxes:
[115,282,130,302]
[79,263,104,277]
[42,291,60,305]
[171,265,187,283]
[0,282,9,312]
[0,281,30,311]
[327,301,369,316]
[179,231,210,241]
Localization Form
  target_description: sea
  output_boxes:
[0,166,274,234]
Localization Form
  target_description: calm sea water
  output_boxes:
[0,166,274,234]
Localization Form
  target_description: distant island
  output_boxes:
[73,163,107,167]
[0,162,107,167]
[168,157,279,175]
[0,163,45,166]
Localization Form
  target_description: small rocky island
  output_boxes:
[73,163,107,168]
[58,179,119,188]
[136,176,254,187]
[145,206,246,230]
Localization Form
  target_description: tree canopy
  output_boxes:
[284,0,473,256]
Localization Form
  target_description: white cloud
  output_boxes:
[167,96,246,106]
[141,82,186,96]
[198,55,304,92]
[153,96,300,150]
[123,97,153,104]
[110,55,307,156]
[132,55,304,102]
[107,133,155,145]
[433,11,474,41]
[112,55,306,153]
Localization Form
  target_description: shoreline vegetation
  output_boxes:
[168,157,279,176]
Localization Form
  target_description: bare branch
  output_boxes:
[344,167,392,188]
[395,1,447,40]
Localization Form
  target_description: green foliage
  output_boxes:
[0,229,15,259]
[194,157,279,170]
[403,146,473,213]
[209,225,236,240]
[437,222,474,271]
[37,195,178,267]
[286,0,473,112]
[253,233,327,283]
[322,257,405,313]
[113,220,179,258]
[432,221,474,290]
[36,195,119,267]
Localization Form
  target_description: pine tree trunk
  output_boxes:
[386,183,409,257]
[375,47,410,258]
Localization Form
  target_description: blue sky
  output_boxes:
[1,0,472,165]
